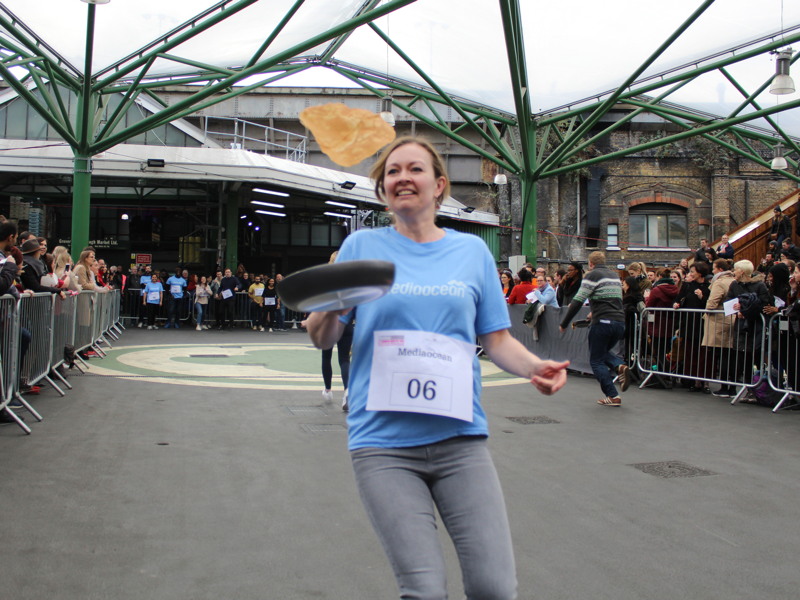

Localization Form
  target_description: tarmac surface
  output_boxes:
[2,326,799,600]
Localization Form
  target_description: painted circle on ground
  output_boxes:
[88,343,527,390]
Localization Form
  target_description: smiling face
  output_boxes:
[671,272,681,286]
[382,143,447,221]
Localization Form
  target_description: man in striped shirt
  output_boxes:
[559,251,629,406]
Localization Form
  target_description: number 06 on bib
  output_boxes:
[367,330,476,422]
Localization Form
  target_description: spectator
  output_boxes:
[726,260,772,388]
[694,238,712,263]
[622,275,644,372]
[52,246,79,292]
[210,270,223,329]
[702,259,736,397]
[248,274,266,331]
[530,273,559,307]
[781,238,800,262]
[500,269,515,299]
[274,273,287,331]
[142,273,163,330]
[506,268,534,304]
[561,262,584,305]
[673,262,710,393]
[627,262,651,296]
[768,206,792,251]
[71,249,109,293]
[194,275,212,330]
[262,277,279,331]
[164,267,187,329]
[218,268,239,330]
[645,267,679,373]
[553,268,566,306]
[19,239,64,295]
[757,252,775,275]
[716,234,734,260]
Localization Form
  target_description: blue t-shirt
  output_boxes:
[336,227,510,450]
[166,276,187,298]
[143,281,164,304]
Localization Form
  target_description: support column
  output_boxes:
[224,188,239,271]
[71,155,92,260]
[520,174,538,262]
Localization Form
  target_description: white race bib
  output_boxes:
[221,289,233,299]
[147,291,160,302]
[367,330,475,422]
[170,284,182,295]
[254,287,264,297]
[264,297,276,306]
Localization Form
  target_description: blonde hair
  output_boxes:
[733,259,754,276]
[369,136,451,207]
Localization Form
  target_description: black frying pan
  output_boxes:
[277,260,395,312]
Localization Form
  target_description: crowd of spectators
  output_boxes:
[125,263,291,332]
[0,218,123,422]
[499,218,800,406]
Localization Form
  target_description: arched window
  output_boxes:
[629,203,688,249]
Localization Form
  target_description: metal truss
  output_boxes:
[0,0,798,259]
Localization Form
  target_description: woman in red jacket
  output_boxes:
[645,267,679,373]
[506,268,534,304]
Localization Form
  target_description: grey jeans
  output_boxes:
[351,436,517,600]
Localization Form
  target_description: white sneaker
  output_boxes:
[147,326,153,330]
[137,322,144,328]
[259,326,264,332]
[342,389,349,412]
[322,389,333,403]
[196,325,202,331]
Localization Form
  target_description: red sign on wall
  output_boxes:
[134,254,152,265]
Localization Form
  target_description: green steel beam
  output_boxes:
[319,0,383,63]
[368,22,511,161]
[328,65,522,166]
[498,0,533,172]
[538,28,800,128]
[331,65,519,171]
[642,104,800,183]
[550,78,694,166]
[535,0,715,178]
[498,0,537,259]
[94,67,310,154]
[94,0,261,87]
[246,0,306,68]
[26,68,71,134]
[91,0,418,152]
[156,53,237,78]
[328,62,517,126]
[719,66,800,158]
[96,57,155,141]
[0,60,77,145]
[0,11,80,84]
[541,95,800,178]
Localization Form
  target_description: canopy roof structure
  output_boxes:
[0,0,799,257]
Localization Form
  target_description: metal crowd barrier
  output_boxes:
[636,307,766,403]
[0,295,34,433]
[18,293,65,396]
[0,290,124,435]
[765,313,800,412]
[50,292,76,390]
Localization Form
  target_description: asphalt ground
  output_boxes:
[2,326,799,600]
